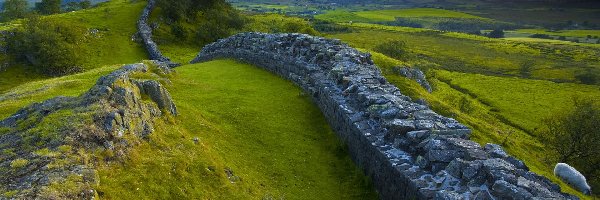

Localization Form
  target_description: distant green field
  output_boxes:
[515,29,600,38]
[328,23,600,82]
[354,8,484,21]
[96,60,377,199]
[316,8,484,23]
[435,70,600,134]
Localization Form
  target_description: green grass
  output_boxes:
[0,64,46,93]
[354,8,484,21]
[327,23,600,82]
[434,70,600,134]
[96,60,377,199]
[0,65,120,119]
[0,0,148,93]
[516,29,600,38]
[367,52,592,198]
[44,0,148,69]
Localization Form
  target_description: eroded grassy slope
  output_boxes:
[95,60,377,199]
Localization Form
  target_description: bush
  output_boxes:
[575,71,599,85]
[529,34,552,39]
[5,16,86,76]
[539,98,600,191]
[156,0,246,46]
[311,19,351,33]
[1,0,29,21]
[35,0,61,15]
[487,29,504,38]
[373,40,410,61]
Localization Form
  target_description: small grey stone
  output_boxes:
[492,180,533,200]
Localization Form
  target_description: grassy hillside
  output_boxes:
[353,8,484,21]
[96,60,377,199]
[0,0,147,93]
[327,23,600,83]
[366,52,593,198]
[0,59,378,199]
[0,65,120,119]
[316,8,485,23]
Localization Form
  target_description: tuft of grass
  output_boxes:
[96,59,377,199]
[10,158,29,168]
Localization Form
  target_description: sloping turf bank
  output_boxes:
[96,60,377,199]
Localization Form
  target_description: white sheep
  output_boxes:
[554,163,592,195]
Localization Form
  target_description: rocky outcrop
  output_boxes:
[192,32,576,199]
[394,66,433,93]
[0,61,176,199]
[137,0,178,67]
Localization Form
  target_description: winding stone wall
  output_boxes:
[191,32,577,200]
[137,0,178,67]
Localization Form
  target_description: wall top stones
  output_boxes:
[137,0,179,67]
[192,32,577,200]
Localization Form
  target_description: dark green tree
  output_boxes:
[539,98,600,191]
[487,29,504,38]
[1,0,29,21]
[35,0,61,15]
[156,0,246,46]
[373,40,410,61]
[5,16,87,75]
[80,0,91,9]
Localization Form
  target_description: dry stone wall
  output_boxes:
[191,32,577,200]
[137,0,178,67]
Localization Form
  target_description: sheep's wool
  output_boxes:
[554,163,592,195]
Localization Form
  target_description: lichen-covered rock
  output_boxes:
[0,62,176,199]
[393,66,433,93]
[191,32,576,199]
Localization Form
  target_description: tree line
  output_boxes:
[1,0,92,22]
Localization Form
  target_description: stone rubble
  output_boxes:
[192,32,577,200]
[393,66,433,93]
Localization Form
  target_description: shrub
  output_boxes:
[539,98,600,191]
[487,29,504,38]
[529,34,552,39]
[5,16,86,76]
[311,19,351,33]
[373,40,410,61]
[35,0,61,15]
[1,0,29,21]
[575,71,598,85]
[156,0,246,46]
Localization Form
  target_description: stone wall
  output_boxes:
[191,32,577,200]
[137,0,178,67]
